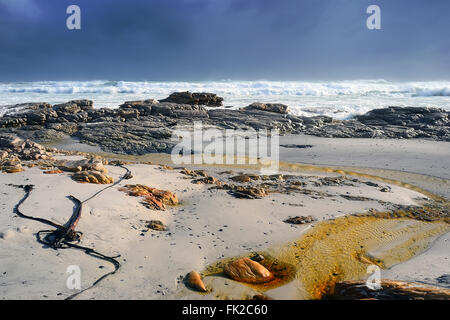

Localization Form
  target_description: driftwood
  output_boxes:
[12,164,132,299]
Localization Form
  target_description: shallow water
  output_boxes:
[200,215,449,300]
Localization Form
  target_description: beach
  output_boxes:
[0,94,449,300]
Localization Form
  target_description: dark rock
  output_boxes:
[228,186,267,199]
[280,144,313,149]
[146,220,168,231]
[0,134,25,149]
[151,103,209,118]
[328,280,450,300]
[243,102,289,114]
[54,100,93,113]
[1,100,449,156]
[160,91,223,107]
[284,215,315,224]
[120,99,158,109]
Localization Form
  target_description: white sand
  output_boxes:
[0,155,434,300]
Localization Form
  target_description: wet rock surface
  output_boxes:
[159,91,223,107]
[119,184,179,210]
[223,257,274,284]
[71,170,114,184]
[327,279,450,300]
[243,102,289,114]
[0,94,449,155]
[185,271,207,292]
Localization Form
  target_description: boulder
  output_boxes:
[1,155,24,173]
[185,271,207,292]
[71,170,114,184]
[223,257,274,284]
[243,102,289,114]
[58,159,107,173]
[159,91,223,107]
[229,186,267,199]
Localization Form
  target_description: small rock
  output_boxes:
[223,257,274,284]
[251,253,265,262]
[229,186,267,199]
[146,220,168,231]
[192,176,221,185]
[120,184,178,210]
[230,174,260,183]
[72,170,114,184]
[185,271,207,292]
[284,215,315,225]
[43,169,64,174]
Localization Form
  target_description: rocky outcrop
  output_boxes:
[243,102,289,114]
[1,155,24,173]
[120,99,159,109]
[159,91,223,107]
[1,95,449,156]
[223,257,274,284]
[0,134,53,173]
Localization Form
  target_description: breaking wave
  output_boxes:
[0,80,449,119]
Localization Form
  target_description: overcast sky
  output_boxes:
[0,0,448,81]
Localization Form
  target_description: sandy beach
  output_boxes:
[1,0,450,310]
[0,95,449,300]
[1,139,449,300]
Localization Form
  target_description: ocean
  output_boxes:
[1,80,449,119]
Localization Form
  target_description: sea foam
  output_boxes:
[0,80,449,119]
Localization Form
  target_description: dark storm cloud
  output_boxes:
[0,0,449,81]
